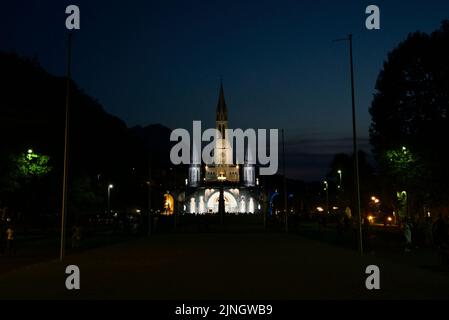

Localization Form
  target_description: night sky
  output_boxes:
[2,0,449,180]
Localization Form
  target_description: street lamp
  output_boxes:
[108,184,114,215]
[337,170,342,189]
[60,30,75,262]
[324,180,329,214]
[282,129,288,233]
[26,149,36,161]
[333,34,363,255]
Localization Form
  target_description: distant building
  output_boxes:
[186,83,261,214]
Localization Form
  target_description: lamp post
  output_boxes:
[59,32,73,262]
[337,170,342,190]
[324,180,329,214]
[184,178,188,216]
[107,184,114,215]
[148,157,152,236]
[282,129,288,234]
[333,34,363,255]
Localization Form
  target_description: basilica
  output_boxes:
[186,84,261,214]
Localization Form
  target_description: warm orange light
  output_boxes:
[163,193,174,215]
[371,196,380,204]
[217,172,226,181]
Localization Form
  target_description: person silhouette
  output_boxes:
[6,224,15,256]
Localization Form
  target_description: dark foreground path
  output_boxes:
[0,233,448,299]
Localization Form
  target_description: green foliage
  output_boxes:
[396,191,408,218]
[385,147,417,178]
[15,150,52,178]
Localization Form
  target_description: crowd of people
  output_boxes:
[330,207,449,263]
[403,214,449,265]
[403,214,449,251]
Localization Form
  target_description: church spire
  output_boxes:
[216,81,227,122]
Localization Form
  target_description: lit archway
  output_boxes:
[206,191,238,213]
[189,197,196,214]
[248,197,255,214]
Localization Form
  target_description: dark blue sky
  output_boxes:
[2,0,449,180]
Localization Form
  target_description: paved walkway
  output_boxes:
[0,233,448,299]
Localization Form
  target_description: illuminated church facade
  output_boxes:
[186,84,261,214]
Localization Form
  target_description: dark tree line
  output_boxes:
[0,52,175,229]
[370,21,449,216]
[326,151,378,212]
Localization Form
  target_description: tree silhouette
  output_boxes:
[370,20,449,210]
[0,52,172,221]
